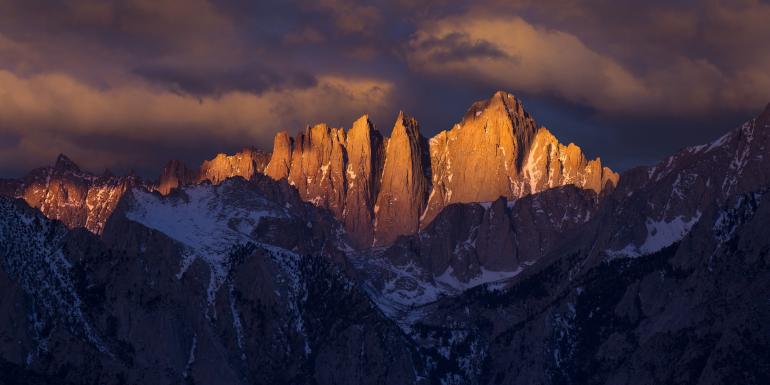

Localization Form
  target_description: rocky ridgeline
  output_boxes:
[0,148,271,235]
[0,154,144,234]
[157,147,271,195]
[261,91,618,247]
[0,91,617,247]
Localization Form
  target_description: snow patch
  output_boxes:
[182,334,197,378]
[608,212,702,258]
[355,251,534,330]
[124,182,288,308]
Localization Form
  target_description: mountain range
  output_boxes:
[1,91,768,385]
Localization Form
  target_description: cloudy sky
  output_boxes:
[1,0,769,177]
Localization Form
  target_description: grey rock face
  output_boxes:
[581,102,770,264]
[379,186,600,283]
[403,188,770,385]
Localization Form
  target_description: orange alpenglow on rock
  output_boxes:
[421,91,540,225]
[157,159,197,195]
[343,115,384,247]
[419,91,619,225]
[198,147,271,185]
[264,131,294,181]
[0,92,621,246]
[61,90,616,247]
[257,91,618,248]
[286,123,349,218]
[5,154,142,235]
[156,148,271,195]
[523,128,619,195]
[373,111,431,246]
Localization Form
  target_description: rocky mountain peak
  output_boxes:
[264,131,294,181]
[392,110,420,138]
[1,91,619,250]
[252,91,618,247]
[373,112,431,245]
[54,153,81,173]
[1,154,144,234]
[522,127,619,195]
[420,91,541,224]
[343,115,384,247]
[348,115,371,140]
[462,91,529,124]
[287,123,348,218]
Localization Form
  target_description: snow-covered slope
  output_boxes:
[353,186,602,327]
[596,104,770,262]
[123,181,291,305]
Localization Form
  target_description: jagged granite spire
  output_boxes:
[343,115,384,247]
[373,111,431,246]
[264,131,294,181]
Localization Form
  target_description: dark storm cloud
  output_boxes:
[409,32,512,62]
[0,0,768,176]
[133,64,318,97]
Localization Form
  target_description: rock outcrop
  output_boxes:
[342,116,384,247]
[522,128,619,195]
[156,148,271,195]
[264,131,294,181]
[259,112,433,247]
[421,91,618,225]
[0,91,618,247]
[198,147,271,185]
[263,91,617,247]
[0,154,142,234]
[261,113,432,248]
[373,112,431,245]
[286,123,349,218]
[3,99,770,385]
[157,159,197,195]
